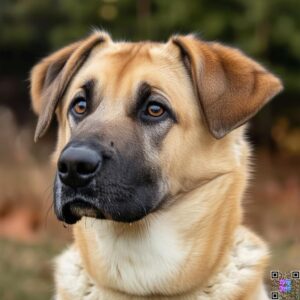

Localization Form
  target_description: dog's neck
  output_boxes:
[56,223,268,300]
[72,169,266,298]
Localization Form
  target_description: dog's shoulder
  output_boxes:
[195,226,269,300]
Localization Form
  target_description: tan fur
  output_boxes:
[30,31,282,299]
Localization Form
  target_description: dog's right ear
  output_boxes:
[30,31,111,142]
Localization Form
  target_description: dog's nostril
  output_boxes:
[77,162,86,175]
[76,161,98,175]
[58,162,68,174]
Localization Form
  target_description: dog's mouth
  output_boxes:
[62,200,105,224]
[54,138,165,225]
[54,160,164,224]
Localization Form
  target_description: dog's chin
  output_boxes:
[57,197,153,225]
[60,199,105,224]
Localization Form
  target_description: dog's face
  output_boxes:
[30,32,282,224]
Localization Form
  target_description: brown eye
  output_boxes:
[146,103,165,117]
[72,97,87,115]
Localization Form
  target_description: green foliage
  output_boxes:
[0,0,299,95]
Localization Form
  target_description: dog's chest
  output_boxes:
[77,218,188,296]
[55,224,269,300]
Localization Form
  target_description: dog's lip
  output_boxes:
[61,199,106,224]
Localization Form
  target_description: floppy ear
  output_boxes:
[171,35,283,139]
[30,31,111,141]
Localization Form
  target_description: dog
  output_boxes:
[30,31,282,299]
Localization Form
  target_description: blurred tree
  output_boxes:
[0,0,299,129]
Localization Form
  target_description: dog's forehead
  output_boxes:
[63,40,199,128]
[73,41,190,99]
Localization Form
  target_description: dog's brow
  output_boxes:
[137,82,152,101]
[81,79,100,109]
[81,79,95,95]
[134,82,154,112]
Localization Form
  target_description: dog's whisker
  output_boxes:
[41,183,54,205]
[43,200,54,230]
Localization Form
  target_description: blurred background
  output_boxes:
[0,0,299,299]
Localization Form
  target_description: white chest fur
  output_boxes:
[79,216,188,296]
[55,224,269,300]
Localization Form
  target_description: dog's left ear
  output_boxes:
[171,35,283,139]
[30,31,110,141]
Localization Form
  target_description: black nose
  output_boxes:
[58,145,101,187]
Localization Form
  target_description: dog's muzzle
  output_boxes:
[55,140,105,224]
[54,138,163,225]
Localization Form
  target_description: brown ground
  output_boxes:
[0,111,299,299]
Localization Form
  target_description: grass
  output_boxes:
[0,132,299,299]
[0,238,64,300]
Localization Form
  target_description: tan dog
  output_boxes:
[30,31,282,299]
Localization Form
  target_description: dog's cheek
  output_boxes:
[140,126,174,204]
[156,124,203,195]
[51,117,72,165]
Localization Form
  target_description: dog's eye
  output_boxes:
[145,102,165,118]
[71,97,87,116]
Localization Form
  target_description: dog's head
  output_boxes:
[30,31,282,224]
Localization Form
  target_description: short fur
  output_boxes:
[30,31,282,299]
